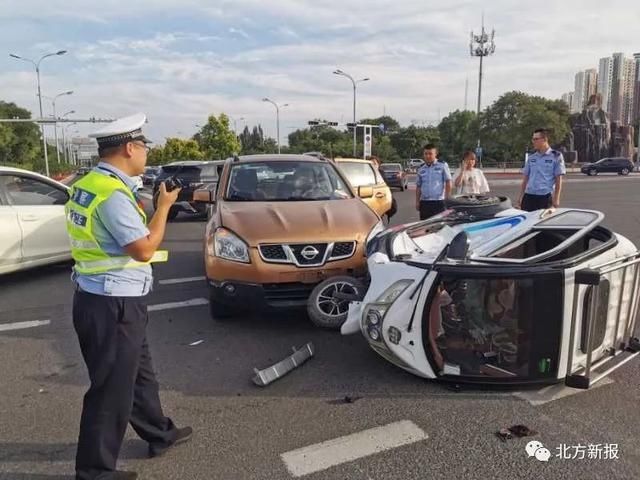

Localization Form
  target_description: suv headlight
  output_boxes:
[209,228,250,263]
[366,220,385,247]
[362,279,413,342]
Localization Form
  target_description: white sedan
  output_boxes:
[0,166,72,274]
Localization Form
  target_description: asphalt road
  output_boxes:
[1,173,640,480]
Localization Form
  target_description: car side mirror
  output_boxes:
[193,188,215,204]
[358,186,374,199]
[447,231,470,260]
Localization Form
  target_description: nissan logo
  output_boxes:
[300,246,320,260]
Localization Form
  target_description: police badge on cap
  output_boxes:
[88,113,151,149]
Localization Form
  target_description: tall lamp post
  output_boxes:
[9,50,68,177]
[63,122,77,164]
[229,115,245,136]
[60,112,75,163]
[469,16,496,167]
[262,98,288,154]
[333,69,369,157]
[43,90,73,163]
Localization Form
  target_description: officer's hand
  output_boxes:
[158,182,181,209]
[415,202,420,211]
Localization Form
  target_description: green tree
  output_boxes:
[479,91,571,163]
[163,138,203,162]
[195,113,241,159]
[238,124,280,154]
[0,101,42,167]
[437,110,478,164]
[390,125,440,161]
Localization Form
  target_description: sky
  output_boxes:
[1,0,639,146]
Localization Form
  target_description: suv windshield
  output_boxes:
[225,161,352,201]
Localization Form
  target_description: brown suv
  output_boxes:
[194,154,383,319]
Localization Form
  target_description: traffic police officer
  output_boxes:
[415,143,452,220]
[518,128,566,211]
[66,113,192,480]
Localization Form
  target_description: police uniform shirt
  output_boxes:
[416,160,452,201]
[522,148,566,196]
[73,162,153,296]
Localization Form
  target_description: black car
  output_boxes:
[142,166,161,185]
[153,160,224,220]
[581,157,634,176]
[378,163,408,190]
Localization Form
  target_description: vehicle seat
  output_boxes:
[231,169,264,200]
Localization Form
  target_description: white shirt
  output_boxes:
[454,167,490,195]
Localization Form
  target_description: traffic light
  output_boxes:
[327,121,338,126]
[308,121,320,126]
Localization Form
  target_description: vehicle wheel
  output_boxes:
[589,168,598,176]
[444,194,512,216]
[307,276,365,329]
[209,292,235,320]
[621,167,630,175]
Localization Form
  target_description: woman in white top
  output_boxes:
[453,150,490,195]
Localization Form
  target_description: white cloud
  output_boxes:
[2,0,640,146]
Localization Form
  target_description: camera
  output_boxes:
[164,176,185,192]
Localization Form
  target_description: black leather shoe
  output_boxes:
[148,426,193,458]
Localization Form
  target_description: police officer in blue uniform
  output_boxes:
[518,128,566,211]
[66,114,192,480]
[415,143,452,220]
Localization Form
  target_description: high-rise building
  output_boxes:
[584,68,598,106]
[610,52,626,123]
[598,57,613,111]
[561,92,574,110]
[572,69,598,113]
[633,53,640,124]
[623,58,636,124]
[573,71,586,113]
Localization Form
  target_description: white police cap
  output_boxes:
[89,112,151,148]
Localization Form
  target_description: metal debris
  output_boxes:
[252,342,315,387]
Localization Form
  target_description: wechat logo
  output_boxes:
[526,440,551,462]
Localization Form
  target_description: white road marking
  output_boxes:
[0,319,51,332]
[513,377,614,406]
[148,298,209,312]
[159,276,206,285]
[280,420,427,477]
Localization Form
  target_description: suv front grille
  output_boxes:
[289,243,328,266]
[331,242,355,258]
[260,244,287,261]
[258,241,356,267]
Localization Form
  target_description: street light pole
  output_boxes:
[333,69,369,157]
[10,50,67,176]
[262,98,288,154]
[60,112,75,163]
[63,122,77,164]
[229,116,245,136]
[44,90,73,163]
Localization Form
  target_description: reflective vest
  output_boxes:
[65,170,167,274]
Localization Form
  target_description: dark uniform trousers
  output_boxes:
[419,200,446,220]
[521,193,552,212]
[73,289,177,479]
